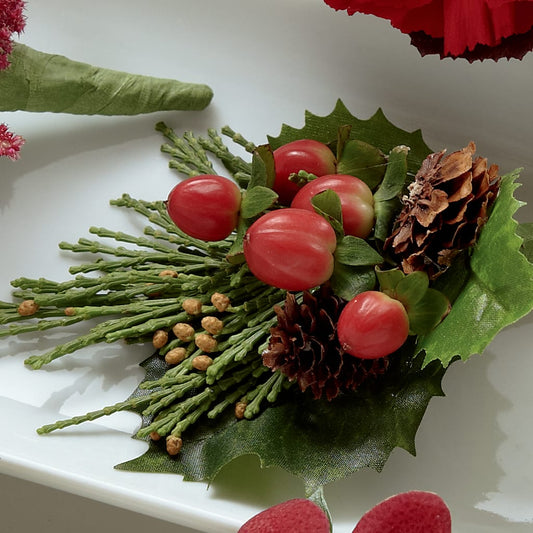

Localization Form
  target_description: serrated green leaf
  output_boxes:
[240,186,278,219]
[517,222,533,262]
[419,170,533,366]
[267,100,432,176]
[117,349,447,495]
[335,236,383,266]
[337,139,387,189]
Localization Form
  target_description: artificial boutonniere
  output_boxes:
[0,1,212,160]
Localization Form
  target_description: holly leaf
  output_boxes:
[116,348,447,496]
[418,170,533,366]
[267,100,432,177]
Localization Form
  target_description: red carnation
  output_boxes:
[324,0,533,61]
[0,0,26,70]
[0,123,25,160]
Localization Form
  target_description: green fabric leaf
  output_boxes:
[117,348,447,496]
[311,189,345,238]
[0,43,213,115]
[240,186,278,219]
[336,139,387,189]
[334,236,383,266]
[329,262,376,301]
[250,145,276,189]
[419,170,533,366]
[267,100,432,177]
[373,146,409,242]
[517,222,533,262]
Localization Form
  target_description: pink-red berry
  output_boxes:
[337,291,409,359]
[166,175,241,241]
[291,173,375,238]
[243,208,336,291]
[273,139,336,205]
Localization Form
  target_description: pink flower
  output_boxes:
[324,0,533,61]
[0,0,26,69]
[0,123,25,160]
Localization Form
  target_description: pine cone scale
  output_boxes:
[385,142,501,279]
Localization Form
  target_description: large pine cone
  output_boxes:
[384,142,500,279]
[262,286,388,401]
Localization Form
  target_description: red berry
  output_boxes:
[291,174,375,238]
[243,208,337,291]
[273,139,336,205]
[352,491,451,533]
[337,291,409,359]
[239,498,330,533]
[166,175,241,241]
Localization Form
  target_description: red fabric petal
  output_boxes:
[324,0,533,60]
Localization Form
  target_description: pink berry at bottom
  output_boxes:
[352,491,451,533]
[238,498,330,533]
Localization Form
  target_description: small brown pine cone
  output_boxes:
[384,142,501,279]
[262,286,388,401]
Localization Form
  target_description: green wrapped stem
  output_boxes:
[1,44,213,115]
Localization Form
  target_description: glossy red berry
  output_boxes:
[243,208,337,291]
[337,291,409,359]
[166,175,241,241]
[291,173,375,238]
[273,139,336,205]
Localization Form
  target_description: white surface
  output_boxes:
[1,1,533,532]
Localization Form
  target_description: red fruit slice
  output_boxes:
[352,491,451,533]
[239,498,330,533]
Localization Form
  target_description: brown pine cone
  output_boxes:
[262,286,388,401]
[384,142,500,279]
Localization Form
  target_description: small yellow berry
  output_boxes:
[152,329,169,349]
[182,298,203,315]
[172,322,195,341]
[195,333,217,353]
[166,435,183,455]
[192,355,213,371]
[201,316,224,335]
[235,401,247,420]
[165,347,187,365]
[211,292,230,312]
[159,269,178,278]
[17,300,39,317]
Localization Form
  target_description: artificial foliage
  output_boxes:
[1,101,533,508]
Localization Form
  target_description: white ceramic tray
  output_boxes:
[1,1,533,531]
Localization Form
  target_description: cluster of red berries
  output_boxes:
[166,139,410,361]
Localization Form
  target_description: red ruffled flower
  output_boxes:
[0,0,26,70]
[0,123,25,160]
[325,0,533,61]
